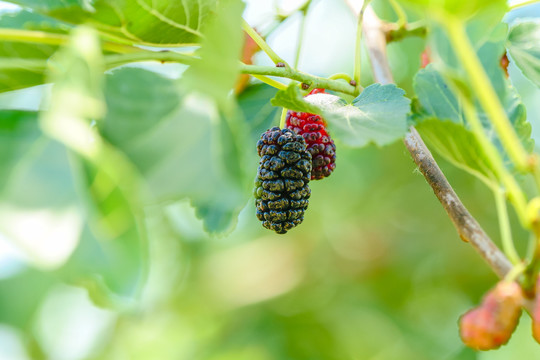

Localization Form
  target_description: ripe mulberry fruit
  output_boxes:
[286,89,336,180]
[254,127,312,234]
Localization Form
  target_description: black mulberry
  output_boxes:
[254,127,312,234]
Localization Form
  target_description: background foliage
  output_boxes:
[1,0,540,359]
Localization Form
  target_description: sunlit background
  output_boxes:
[1,0,540,359]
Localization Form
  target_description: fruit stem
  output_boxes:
[250,74,288,90]
[353,0,371,86]
[444,16,530,173]
[240,63,358,96]
[279,107,288,129]
[389,0,407,29]
[242,19,289,67]
[294,3,311,69]
[504,262,526,283]
[495,188,522,265]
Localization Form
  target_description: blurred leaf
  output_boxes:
[40,26,147,298]
[5,0,218,45]
[61,161,146,301]
[0,112,82,269]
[183,0,245,109]
[0,10,70,92]
[397,0,506,20]
[100,67,181,145]
[270,84,320,114]
[0,269,57,330]
[507,19,540,88]
[237,83,280,140]
[102,68,248,234]
[415,119,497,186]
[0,110,41,190]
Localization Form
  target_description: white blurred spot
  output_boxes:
[0,206,82,269]
[0,325,31,360]
[34,284,116,360]
[202,237,304,307]
[0,234,26,279]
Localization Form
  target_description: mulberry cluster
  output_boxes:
[286,89,336,180]
[254,127,312,234]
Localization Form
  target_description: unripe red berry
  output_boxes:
[285,89,336,180]
[459,281,523,350]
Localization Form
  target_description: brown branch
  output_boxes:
[352,3,514,279]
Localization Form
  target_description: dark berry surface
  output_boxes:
[254,127,312,234]
[286,89,336,180]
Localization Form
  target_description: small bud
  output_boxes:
[301,83,310,90]
[349,80,357,87]
[459,281,523,350]
[276,62,285,68]
[500,53,510,78]
[420,47,431,69]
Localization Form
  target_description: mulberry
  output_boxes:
[254,127,312,234]
[286,89,336,180]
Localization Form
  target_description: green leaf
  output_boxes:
[0,10,70,92]
[272,83,411,147]
[0,269,57,330]
[182,0,245,109]
[412,41,533,179]
[507,19,540,88]
[315,84,411,147]
[270,84,321,114]
[416,119,497,187]
[5,0,218,46]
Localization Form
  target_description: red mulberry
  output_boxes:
[286,89,336,180]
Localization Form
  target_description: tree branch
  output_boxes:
[353,3,514,279]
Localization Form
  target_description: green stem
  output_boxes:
[444,17,530,172]
[250,74,288,90]
[104,50,198,69]
[0,28,140,53]
[495,188,521,265]
[329,73,352,82]
[353,0,370,85]
[509,0,540,10]
[242,19,289,66]
[279,107,288,129]
[0,28,356,96]
[240,64,357,96]
[460,92,528,227]
[389,0,407,28]
[294,8,308,69]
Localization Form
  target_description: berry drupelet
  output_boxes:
[254,127,312,234]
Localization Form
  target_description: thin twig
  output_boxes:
[356,3,514,279]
